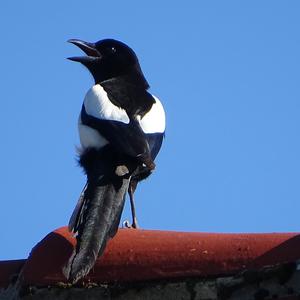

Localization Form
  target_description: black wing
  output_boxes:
[146,133,164,160]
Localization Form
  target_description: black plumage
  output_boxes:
[64,38,165,283]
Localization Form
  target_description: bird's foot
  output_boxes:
[123,219,140,229]
[132,217,139,229]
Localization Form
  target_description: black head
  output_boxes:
[68,38,148,86]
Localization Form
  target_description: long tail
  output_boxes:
[64,147,133,283]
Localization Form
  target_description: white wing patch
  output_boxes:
[84,84,130,124]
[138,95,166,134]
[78,116,109,150]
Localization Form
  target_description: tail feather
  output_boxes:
[64,148,134,283]
[68,183,87,233]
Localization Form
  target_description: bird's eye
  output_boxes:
[111,47,116,53]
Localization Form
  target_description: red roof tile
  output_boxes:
[0,227,298,286]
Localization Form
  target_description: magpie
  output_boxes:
[64,38,166,283]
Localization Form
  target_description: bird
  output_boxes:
[63,38,166,283]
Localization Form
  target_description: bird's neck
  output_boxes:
[96,65,149,90]
[116,70,149,89]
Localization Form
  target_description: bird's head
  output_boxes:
[68,38,147,85]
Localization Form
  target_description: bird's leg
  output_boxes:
[128,182,139,229]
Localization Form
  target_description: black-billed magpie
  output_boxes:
[64,38,166,283]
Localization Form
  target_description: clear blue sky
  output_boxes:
[1,1,300,260]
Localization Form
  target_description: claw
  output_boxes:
[122,219,139,229]
[123,220,131,228]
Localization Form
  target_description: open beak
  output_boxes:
[67,39,101,63]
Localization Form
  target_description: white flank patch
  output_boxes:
[138,95,166,134]
[78,116,109,149]
[84,84,130,124]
